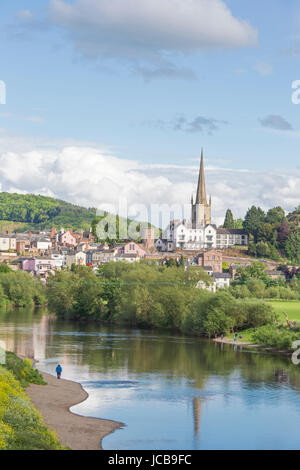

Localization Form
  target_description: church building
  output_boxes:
[154,150,248,252]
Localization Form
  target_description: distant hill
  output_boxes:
[0,192,97,232]
[0,193,157,239]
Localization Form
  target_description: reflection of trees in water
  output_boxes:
[2,310,300,399]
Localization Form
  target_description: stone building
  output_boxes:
[195,249,223,273]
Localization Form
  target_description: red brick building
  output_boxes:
[195,249,222,273]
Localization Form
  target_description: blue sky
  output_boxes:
[1,0,300,224]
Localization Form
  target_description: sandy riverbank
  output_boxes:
[213,337,292,355]
[26,371,123,450]
[213,337,259,347]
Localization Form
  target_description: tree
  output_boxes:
[223,209,234,228]
[277,221,290,248]
[0,264,12,273]
[265,207,286,225]
[235,262,268,282]
[178,255,185,268]
[257,223,277,244]
[287,205,300,227]
[243,206,265,242]
[285,230,300,264]
[233,218,243,229]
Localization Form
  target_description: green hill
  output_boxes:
[0,193,157,240]
[0,192,97,231]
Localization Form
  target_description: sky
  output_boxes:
[1,0,300,226]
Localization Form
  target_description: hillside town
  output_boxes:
[0,153,286,291]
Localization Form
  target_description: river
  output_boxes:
[1,308,300,450]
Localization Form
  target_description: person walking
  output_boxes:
[56,364,62,379]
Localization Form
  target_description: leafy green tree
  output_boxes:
[257,223,277,244]
[287,205,300,228]
[178,255,185,267]
[0,264,12,273]
[243,206,265,242]
[235,262,268,282]
[285,230,300,264]
[255,241,280,260]
[233,218,243,229]
[265,207,286,225]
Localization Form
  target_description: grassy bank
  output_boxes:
[267,300,300,322]
[0,351,64,450]
[225,300,300,351]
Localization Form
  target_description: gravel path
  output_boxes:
[26,371,123,450]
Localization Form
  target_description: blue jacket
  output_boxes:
[56,365,62,373]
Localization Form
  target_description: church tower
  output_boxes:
[191,149,211,227]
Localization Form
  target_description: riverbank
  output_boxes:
[213,336,292,355]
[213,337,259,347]
[26,370,123,450]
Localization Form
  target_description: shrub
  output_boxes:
[5,352,46,387]
[252,325,299,350]
[0,367,62,450]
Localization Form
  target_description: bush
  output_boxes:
[0,367,62,450]
[182,291,276,337]
[5,352,46,387]
[252,325,299,350]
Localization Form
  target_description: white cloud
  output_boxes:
[26,116,45,124]
[253,61,272,76]
[0,138,299,227]
[41,0,259,77]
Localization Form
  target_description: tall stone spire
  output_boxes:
[196,148,207,205]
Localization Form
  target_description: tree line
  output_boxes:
[46,262,277,338]
[223,205,300,263]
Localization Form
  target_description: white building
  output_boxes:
[51,253,65,269]
[66,250,87,268]
[0,233,16,251]
[155,150,248,252]
[216,228,248,249]
[212,273,231,289]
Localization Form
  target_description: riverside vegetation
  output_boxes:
[46,262,277,338]
[1,261,300,351]
[0,352,63,450]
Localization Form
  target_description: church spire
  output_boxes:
[196,148,207,205]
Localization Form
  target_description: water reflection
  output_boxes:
[1,309,300,449]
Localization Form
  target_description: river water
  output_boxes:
[1,308,300,450]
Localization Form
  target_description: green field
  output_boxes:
[225,301,300,344]
[267,301,300,322]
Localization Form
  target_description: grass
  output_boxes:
[267,300,300,322]
[224,301,300,348]
[226,328,256,343]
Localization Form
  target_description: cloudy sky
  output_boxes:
[1,0,300,226]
